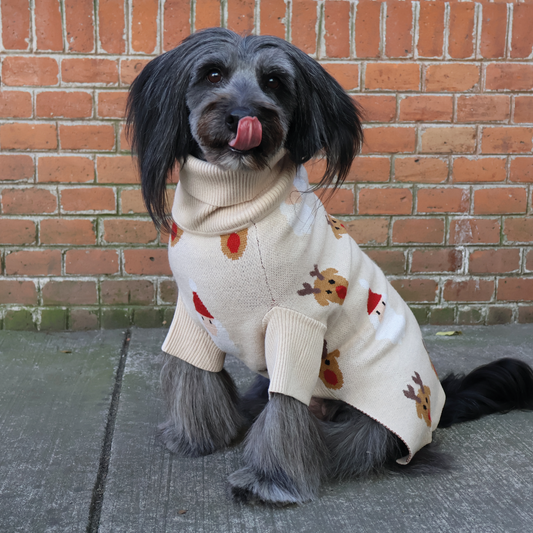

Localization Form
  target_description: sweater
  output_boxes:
[162,150,445,464]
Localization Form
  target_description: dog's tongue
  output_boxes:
[229,116,262,151]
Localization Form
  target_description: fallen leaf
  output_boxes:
[60,350,72,353]
[178,509,187,515]
[436,331,462,336]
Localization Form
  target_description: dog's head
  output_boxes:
[127,28,363,231]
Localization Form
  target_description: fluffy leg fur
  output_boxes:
[229,393,329,505]
[159,354,243,457]
[239,375,270,424]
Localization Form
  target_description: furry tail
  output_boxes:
[438,358,533,428]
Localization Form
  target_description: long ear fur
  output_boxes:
[126,28,238,232]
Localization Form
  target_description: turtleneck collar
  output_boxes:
[172,150,297,235]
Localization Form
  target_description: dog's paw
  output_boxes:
[228,467,316,506]
[157,420,219,458]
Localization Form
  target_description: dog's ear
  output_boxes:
[280,44,363,190]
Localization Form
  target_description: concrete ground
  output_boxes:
[1,326,532,533]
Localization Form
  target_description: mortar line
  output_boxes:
[86,328,131,533]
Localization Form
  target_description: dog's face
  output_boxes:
[186,47,297,171]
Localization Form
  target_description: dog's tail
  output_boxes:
[438,358,533,428]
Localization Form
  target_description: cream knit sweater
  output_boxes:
[162,151,445,464]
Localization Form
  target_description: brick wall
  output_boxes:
[0,0,532,330]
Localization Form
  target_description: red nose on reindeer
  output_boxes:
[229,116,262,151]
[336,285,347,300]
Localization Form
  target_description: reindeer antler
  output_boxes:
[298,282,321,296]
[309,265,325,280]
[412,372,426,394]
[403,384,422,403]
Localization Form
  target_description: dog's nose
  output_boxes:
[226,109,254,133]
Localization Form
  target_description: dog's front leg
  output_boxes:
[159,354,242,457]
[228,392,328,505]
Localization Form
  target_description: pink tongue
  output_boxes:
[229,116,262,151]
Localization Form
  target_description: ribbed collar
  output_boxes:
[172,151,296,235]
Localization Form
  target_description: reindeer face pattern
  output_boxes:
[319,340,344,389]
[297,265,349,307]
[403,372,432,427]
[171,221,184,247]
[326,214,348,240]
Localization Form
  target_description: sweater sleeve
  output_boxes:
[162,295,226,372]
[262,307,326,405]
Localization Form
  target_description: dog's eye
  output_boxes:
[266,77,280,90]
[207,69,222,84]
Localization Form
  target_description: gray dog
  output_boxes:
[126,27,533,505]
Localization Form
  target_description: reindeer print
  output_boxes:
[403,372,432,427]
[297,265,349,307]
[171,221,184,247]
[221,228,248,260]
[326,214,348,240]
[319,340,344,390]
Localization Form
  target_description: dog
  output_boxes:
[126,27,533,505]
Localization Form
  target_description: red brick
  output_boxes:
[65,0,94,52]
[38,156,94,183]
[0,123,57,150]
[228,0,255,35]
[385,1,413,59]
[120,59,150,85]
[480,4,507,59]
[0,154,34,181]
[420,127,476,154]
[40,219,96,245]
[457,95,510,123]
[2,57,59,86]
[323,64,360,91]
[62,58,119,84]
[324,0,350,58]
[120,124,132,151]
[361,126,416,154]
[124,249,172,275]
[97,156,140,184]
[60,124,115,151]
[0,219,36,244]
[304,159,327,184]
[1,0,30,50]
[259,0,286,39]
[399,95,452,122]
[60,187,116,212]
[103,219,158,244]
[449,218,500,245]
[352,95,395,122]
[469,249,520,275]
[355,1,381,59]
[365,63,420,91]
[99,0,126,54]
[504,218,533,243]
[34,0,63,51]
[0,280,37,305]
[510,157,533,183]
[98,91,128,118]
[443,280,494,302]
[448,3,475,59]
[417,187,469,214]
[70,309,99,331]
[5,249,61,276]
[514,96,533,124]
[365,249,406,275]
[318,187,354,212]
[482,127,533,154]
[518,306,533,324]
[497,278,533,302]
[358,187,412,215]
[411,249,462,273]
[486,64,533,92]
[195,0,221,30]
[425,64,479,92]
[417,2,444,58]
[42,281,97,305]
[347,157,390,182]
[394,157,448,183]
[131,0,158,53]
[120,189,147,213]
[65,249,119,275]
[163,0,190,50]
[527,251,533,272]
[390,279,437,303]
[392,218,444,244]
[487,306,513,326]
[345,217,389,245]
[291,0,317,55]
[453,157,506,183]
[511,5,533,59]
[474,187,527,215]
[101,280,155,305]
[160,279,178,304]
[1,187,57,214]
[36,91,92,118]
[0,91,32,118]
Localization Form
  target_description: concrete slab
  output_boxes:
[101,326,533,533]
[0,330,126,533]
